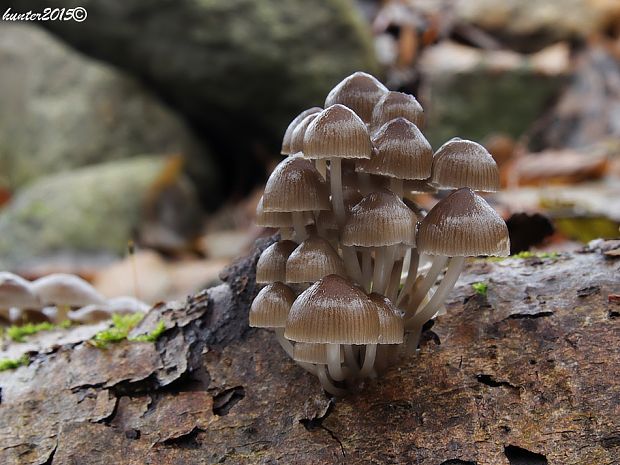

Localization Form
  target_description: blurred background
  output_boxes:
[1,0,619,304]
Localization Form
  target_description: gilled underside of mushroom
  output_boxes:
[252,72,509,396]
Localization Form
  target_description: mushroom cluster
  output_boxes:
[252,72,509,395]
[0,272,149,326]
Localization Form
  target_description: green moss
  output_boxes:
[129,321,166,343]
[472,282,488,296]
[0,354,29,372]
[486,251,560,262]
[92,313,165,348]
[7,320,71,343]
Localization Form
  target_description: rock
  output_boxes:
[0,24,217,195]
[0,157,204,272]
[7,0,379,194]
[418,41,568,148]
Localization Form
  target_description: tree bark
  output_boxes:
[0,237,619,465]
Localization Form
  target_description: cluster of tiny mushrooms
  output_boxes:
[0,272,149,326]
[251,72,510,396]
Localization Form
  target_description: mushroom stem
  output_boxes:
[315,159,327,180]
[396,248,419,306]
[292,211,308,241]
[317,364,348,396]
[327,343,347,381]
[359,344,377,377]
[341,246,363,285]
[361,249,372,292]
[404,255,448,318]
[296,361,318,376]
[389,178,404,198]
[344,344,360,375]
[406,256,465,328]
[373,246,395,295]
[279,227,295,240]
[56,304,70,323]
[386,258,404,302]
[404,327,422,356]
[275,327,295,359]
[329,158,346,227]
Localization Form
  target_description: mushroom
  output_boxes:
[0,272,42,322]
[404,188,509,351]
[286,235,346,285]
[324,71,388,124]
[31,273,104,322]
[430,138,500,192]
[371,91,424,133]
[69,296,150,324]
[281,107,322,155]
[256,240,298,284]
[285,274,380,382]
[262,156,330,241]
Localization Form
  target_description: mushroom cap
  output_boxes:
[368,293,404,344]
[357,117,433,180]
[303,104,372,161]
[293,342,344,364]
[31,273,105,307]
[256,196,314,228]
[256,240,298,283]
[290,113,320,154]
[324,71,388,123]
[285,274,380,344]
[430,138,500,192]
[69,296,149,324]
[286,236,346,283]
[404,178,438,194]
[371,91,424,132]
[342,190,418,247]
[262,156,330,212]
[249,282,295,328]
[417,188,510,257]
[0,272,41,309]
[282,107,322,155]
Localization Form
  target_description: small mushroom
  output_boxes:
[324,71,388,123]
[286,235,346,284]
[0,272,42,321]
[371,91,424,133]
[256,240,298,284]
[281,107,322,155]
[31,273,105,322]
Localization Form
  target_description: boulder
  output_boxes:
[0,157,204,272]
[4,0,379,193]
[0,24,217,194]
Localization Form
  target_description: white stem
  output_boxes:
[362,250,372,292]
[56,304,70,323]
[344,344,360,375]
[405,255,448,319]
[359,344,377,377]
[407,256,465,328]
[386,258,404,302]
[389,178,404,197]
[292,211,308,241]
[327,343,346,381]
[342,246,363,285]
[315,159,327,180]
[396,248,419,306]
[275,327,294,359]
[317,364,348,396]
[329,158,346,227]
[404,327,422,356]
[373,246,395,295]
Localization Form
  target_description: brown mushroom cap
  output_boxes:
[282,107,322,155]
[417,188,510,257]
[357,117,433,180]
[303,104,372,161]
[293,342,344,364]
[256,240,298,283]
[285,274,380,344]
[290,113,320,154]
[249,282,296,328]
[430,138,500,192]
[256,196,313,228]
[368,293,404,344]
[286,236,346,283]
[0,272,41,309]
[31,273,105,307]
[262,156,330,212]
[371,91,424,132]
[324,72,388,123]
[342,190,418,247]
